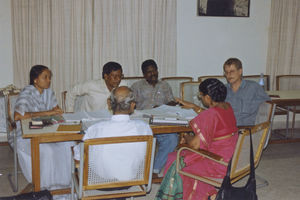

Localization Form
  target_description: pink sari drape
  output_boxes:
[164,105,238,200]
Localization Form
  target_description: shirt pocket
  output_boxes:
[241,99,256,114]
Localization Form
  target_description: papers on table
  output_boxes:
[132,105,197,125]
[62,105,197,129]
[63,110,112,123]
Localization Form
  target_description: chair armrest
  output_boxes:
[176,146,227,166]
[7,117,17,130]
[175,146,228,188]
[71,146,80,169]
[238,125,254,130]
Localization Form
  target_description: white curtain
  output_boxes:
[11,0,177,106]
[266,0,300,90]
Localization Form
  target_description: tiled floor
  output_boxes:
[1,129,300,199]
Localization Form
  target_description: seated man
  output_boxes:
[131,59,178,176]
[66,62,126,112]
[74,86,152,181]
[223,58,270,126]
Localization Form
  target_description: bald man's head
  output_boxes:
[109,86,135,114]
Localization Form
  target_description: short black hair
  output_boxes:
[199,78,227,102]
[29,65,49,85]
[102,62,123,78]
[141,59,157,74]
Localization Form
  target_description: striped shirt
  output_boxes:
[15,85,58,116]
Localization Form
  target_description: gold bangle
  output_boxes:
[197,108,202,113]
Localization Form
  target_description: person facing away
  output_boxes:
[66,61,127,112]
[14,65,75,189]
[223,58,270,126]
[131,59,178,176]
[159,78,238,200]
[73,86,153,181]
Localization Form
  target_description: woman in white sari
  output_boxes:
[14,65,75,189]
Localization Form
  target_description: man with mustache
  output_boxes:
[223,58,270,126]
[131,59,178,177]
[66,62,126,112]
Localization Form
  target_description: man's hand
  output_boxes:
[166,101,178,106]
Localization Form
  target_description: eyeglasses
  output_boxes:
[197,93,203,100]
[224,69,238,76]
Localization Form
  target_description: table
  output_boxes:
[267,90,300,140]
[267,90,300,106]
[21,118,192,192]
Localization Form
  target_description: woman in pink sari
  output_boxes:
[163,78,238,200]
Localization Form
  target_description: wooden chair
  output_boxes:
[123,76,144,87]
[176,121,270,189]
[61,91,67,112]
[198,75,227,84]
[253,102,275,149]
[276,75,300,137]
[180,81,202,107]
[4,91,20,192]
[71,135,156,200]
[243,75,270,91]
[161,76,193,98]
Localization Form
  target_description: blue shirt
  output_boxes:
[225,80,270,126]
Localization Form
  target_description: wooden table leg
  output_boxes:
[31,137,41,191]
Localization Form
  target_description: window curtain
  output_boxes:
[266,0,300,90]
[11,0,177,106]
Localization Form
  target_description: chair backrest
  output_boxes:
[61,90,86,113]
[180,81,202,106]
[161,76,193,98]
[123,76,144,87]
[254,101,275,125]
[243,75,270,91]
[230,121,270,183]
[198,75,227,84]
[4,92,20,144]
[276,75,300,90]
[61,91,67,112]
[79,135,154,191]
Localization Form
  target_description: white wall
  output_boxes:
[0,0,272,85]
[0,0,13,88]
[177,0,271,79]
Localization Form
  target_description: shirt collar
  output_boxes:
[240,79,246,89]
[228,79,246,92]
[29,85,44,96]
[111,114,130,122]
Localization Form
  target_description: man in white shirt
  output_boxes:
[74,86,153,181]
[66,62,127,112]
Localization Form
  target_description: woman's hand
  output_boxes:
[51,106,63,115]
[175,98,204,114]
[46,106,63,116]
[188,136,200,150]
[175,98,197,109]
[14,106,64,121]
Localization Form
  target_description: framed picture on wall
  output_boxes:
[197,0,250,17]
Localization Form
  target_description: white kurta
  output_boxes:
[14,85,75,189]
[74,114,153,181]
[66,79,127,112]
